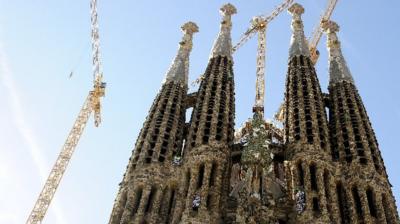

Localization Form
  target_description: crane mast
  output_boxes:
[26,0,105,223]
[232,0,293,53]
[253,17,266,117]
[232,0,293,118]
[309,0,339,64]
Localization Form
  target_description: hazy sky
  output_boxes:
[0,0,399,223]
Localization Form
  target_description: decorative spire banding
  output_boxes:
[164,21,199,86]
[288,3,310,58]
[322,20,354,84]
[209,3,237,60]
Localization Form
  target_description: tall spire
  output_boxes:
[164,21,199,86]
[209,3,237,60]
[322,20,354,84]
[288,3,310,58]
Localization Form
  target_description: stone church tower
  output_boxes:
[109,3,399,224]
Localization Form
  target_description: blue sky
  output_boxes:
[0,0,399,223]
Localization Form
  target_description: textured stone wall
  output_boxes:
[284,54,334,223]
[109,80,187,224]
[328,80,400,224]
[177,55,235,224]
[108,3,400,223]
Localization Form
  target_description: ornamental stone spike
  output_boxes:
[209,3,237,60]
[322,20,354,84]
[164,21,199,86]
[288,3,310,58]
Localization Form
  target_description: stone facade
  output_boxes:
[109,3,399,224]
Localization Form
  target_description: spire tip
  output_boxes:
[322,20,340,34]
[181,21,199,35]
[220,3,237,17]
[164,22,198,86]
[324,20,354,85]
[288,3,304,16]
[288,3,309,58]
[209,3,236,60]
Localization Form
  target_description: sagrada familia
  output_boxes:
[108,3,399,224]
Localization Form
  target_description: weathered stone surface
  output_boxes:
[109,4,399,224]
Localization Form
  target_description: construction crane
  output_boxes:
[26,0,106,223]
[308,0,339,64]
[232,0,294,117]
[231,0,293,53]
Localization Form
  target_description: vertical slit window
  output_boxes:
[144,187,157,214]
[197,164,205,189]
[184,171,191,197]
[166,189,176,223]
[323,170,330,199]
[313,197,321,214]
[259,172,263,198]
[366,188,377,218]
[310,164,318,191]
[336,182,350,224]
[352,186,363,218]
[133,188,143,215]
[297,162,304,187]
[209,163,217,187]
[323,170,332,218]
[206,193,212,210]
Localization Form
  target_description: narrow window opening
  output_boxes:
[197,164,205,189]
[184,171,191,197]
[307,135,314,144]
[312,197,321,214]
[206,194,212,210]
[133,188,143,215]
[209,163,217,187]
[310,164,318,191]
[323,171,330,199]
[145,187,157,214]
[202,136,209,144]
[297,162,304,187]
[352,186,363,218]
[337,183,350,224]
[166,189,176,223]
[185,107,193,123]
[366,188,377,217]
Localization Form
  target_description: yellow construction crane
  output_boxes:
[232,0,294,117]
[26,0,106,223]
[308,0,339,64]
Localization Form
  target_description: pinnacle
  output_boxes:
[323,20,354,84]
[322,20,339,33]
[287,3,310,58]
[181,21,199,35]
[164,21,198,86]
[220,3,237,17]
[209,3,236,60]
[288,3,304,16]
